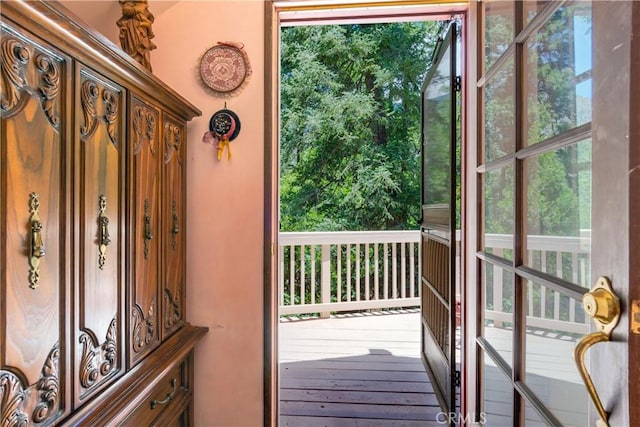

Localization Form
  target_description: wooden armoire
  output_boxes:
[0,1,207,425]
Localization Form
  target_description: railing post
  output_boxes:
[321,244,331,318]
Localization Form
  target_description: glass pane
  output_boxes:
[524,1,552,25]
[483,165,514,258]
[484,0,514,70]
[422,38,452,225]
[525,281,589,427]
[525,2,592,146]
[482,262,513,367]
[524,400,549,426]
[484,54,515,161]
[524,139,591,287]
[481,349,513,426]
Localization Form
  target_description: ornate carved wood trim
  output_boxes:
[35,53,60,128]
[0,371,28,426]
[0,343,60,426]
[80,80,99,138]
[0,37,29,115]
[79,318,118,392]
[164,289,181,330]
[2,2,201,122]
[32,345,60,423]
[103,89,119,148]
[1,36,61,126]
[132,302,156,353]
[132,104,157,155]
[164,123,181,164]
[80,78,121,145]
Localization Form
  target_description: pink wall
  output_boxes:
[152,2,265,425]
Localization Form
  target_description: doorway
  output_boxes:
[265,1,467,425]
[267,2,640,426]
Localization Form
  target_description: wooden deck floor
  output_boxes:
[279,309,444,426]
[278,310,587,426]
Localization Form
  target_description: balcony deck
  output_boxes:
[279,309,443,426]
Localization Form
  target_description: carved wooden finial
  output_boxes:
[117,0,156,72]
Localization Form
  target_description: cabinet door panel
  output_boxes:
[0,24,70,424]
[161,113,186,339]
[129,96,161,366]
[74,67,124,404]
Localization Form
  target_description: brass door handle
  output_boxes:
[31,220,46,259]
[28,193,45,289]
[573,277,621,427]
[98,195,111,270]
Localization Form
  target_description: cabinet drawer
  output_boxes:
[121,355,192,426]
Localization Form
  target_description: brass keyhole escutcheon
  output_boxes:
[573,276,621,427]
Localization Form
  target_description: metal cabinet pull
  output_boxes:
[144,215,154,241]
[150,378,177,409]
[573,277,621,427]
[29,193,45,289]
[143,199,153,259]
[170,201,179,251]
[172,212,179,236]
[98,195,111,270]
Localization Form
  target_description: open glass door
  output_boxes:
[471,1,637,426]
[420,23,458,418]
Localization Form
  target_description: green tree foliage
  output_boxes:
[280,22,442,231]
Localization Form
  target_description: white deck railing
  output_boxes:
[279,230,421,317]
[485,232,591,335]
[279,230,591,335]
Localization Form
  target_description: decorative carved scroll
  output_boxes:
[145,110,157,149]
[0,343,60,426]
[0,37,29,115]
[35,53,61,128]
[0,371,28,427]
[164,288,181,329]
[1,37,61,126]
[164,123,181,164]
[100,319,118,376]
[32,345,60,423]
[79,334,99,389]
[132,104,157,154]
[132,301,155,353]
[79,318,118,390]
[132,105,144,154]
[80,80,99,138]
[103,89,119,147]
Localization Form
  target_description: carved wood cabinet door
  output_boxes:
[162,113,186,339]
[73,66,125,406]
[0,24,71,425]
[128,96,162,366]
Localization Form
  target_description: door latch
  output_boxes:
[632,300,640,335]
[573,277,621,427]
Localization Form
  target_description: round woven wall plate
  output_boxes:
[199,43,251,96]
